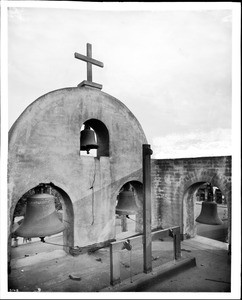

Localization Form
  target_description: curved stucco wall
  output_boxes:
[8,86,147,249]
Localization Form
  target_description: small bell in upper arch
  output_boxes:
[80,125,99,154]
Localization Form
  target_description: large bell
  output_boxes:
[196,201,223,225]
[80,125,98,154]
[116,190,139,215]
[14,193,65,238]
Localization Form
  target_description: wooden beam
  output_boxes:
[151,226,180,241]
[111,235,143,252]
[142,144,153,274]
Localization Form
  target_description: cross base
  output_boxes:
[77,80,102,90]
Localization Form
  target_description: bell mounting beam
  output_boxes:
[74,43,104,90]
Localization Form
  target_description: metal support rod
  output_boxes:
[142,144,153,274]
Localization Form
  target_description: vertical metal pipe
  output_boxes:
[142,144,153,273]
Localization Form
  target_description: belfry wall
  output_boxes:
[8,87,232,261]
[8,86,147,254]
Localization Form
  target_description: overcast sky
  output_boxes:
[6,2,238,159]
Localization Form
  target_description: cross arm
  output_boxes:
[74,52,104,68]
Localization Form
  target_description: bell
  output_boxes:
[196,201,223,225]
[116,190,139,215]
[80,125,98,154]
[14,193,65,238]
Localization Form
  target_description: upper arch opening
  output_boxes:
[80,118,109,158]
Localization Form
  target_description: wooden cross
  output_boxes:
[74,43,104,89]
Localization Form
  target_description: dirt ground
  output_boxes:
[8,233,231,293]
[8,205,231,293]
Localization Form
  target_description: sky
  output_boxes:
[4,2,239,160]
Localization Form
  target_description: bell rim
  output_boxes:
[14,226,65,238]
[195,218,223,225]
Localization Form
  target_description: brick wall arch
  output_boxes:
[181,171,231,242]
[151,156,231,244]
[182,181,205,239]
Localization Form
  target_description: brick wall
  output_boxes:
[151,156,232,242]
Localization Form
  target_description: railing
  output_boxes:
[110,226,181,285]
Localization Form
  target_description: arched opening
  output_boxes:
[80,119,109,158]
[10,183,74,267]
[115,181,143,240]
[195,182,228,242]
[183,181,228,243]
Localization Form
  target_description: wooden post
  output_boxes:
[172,227,181,260]
[142,144,153,273]
[121,215,127,232]
[110,244,121,285]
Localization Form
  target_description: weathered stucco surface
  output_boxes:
[8,86,147,251]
